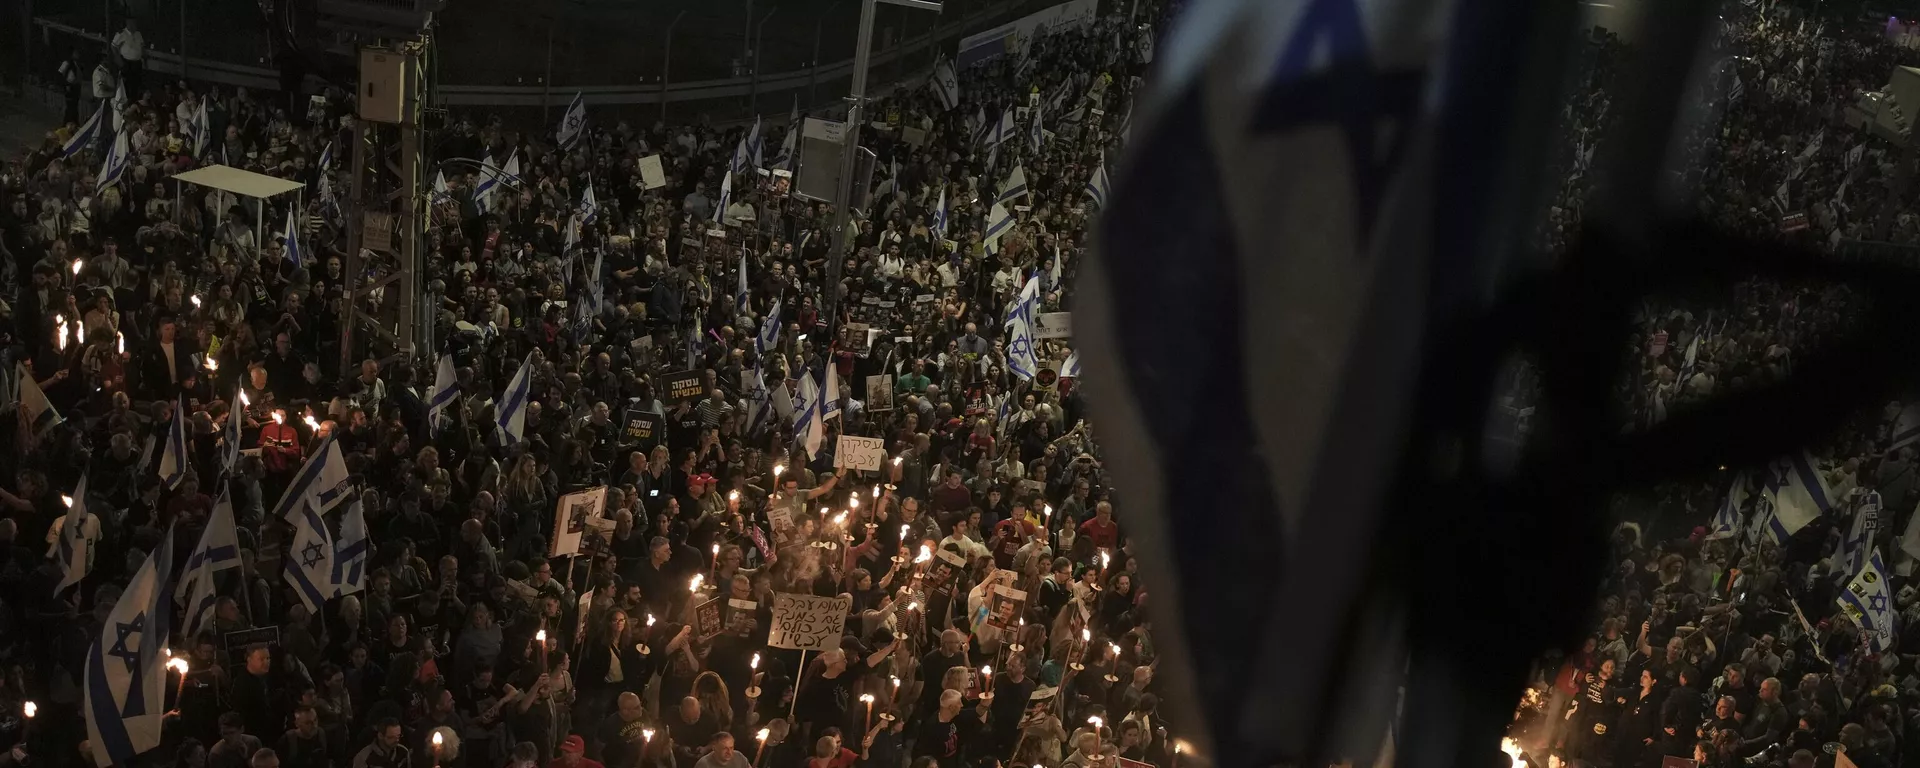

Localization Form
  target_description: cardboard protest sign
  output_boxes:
[662,369,705,403]
[726,598,760,635]
[902,126,928,146]
[223,626,280,666]
[577,591,594,639]
[623,409,665,448]
[867,375,894,412]
[549,486,609,557]
[835,435,888,472]
[768,593,851,651]
[694,596,725,642]
[845,322,873,354]
[638,155,668,190]
[1035,312,1073,339]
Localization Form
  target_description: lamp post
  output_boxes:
[752,7,780,115]
[824,0,942,322]
[661,10,688,123]
[809,0,846,107]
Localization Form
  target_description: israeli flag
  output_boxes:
[1084,163,1111,209]
[1707,471,1747,541]
[63,101,108,158]
[823,362,842,422]
[930,56,962,111]
[757,299,783,356]
[175,490,240,638]
[476,150,519,210]
[284,498,335,613]
[1837,489,1881,581]
[1030,103,1046,153]
[282,206,303,267]
[557,92,588,150]
[1891,403,1920,452]
[732,118,762,178]
[427,354,459,427]
[794,369,824,458]
[715,170,733,225]
[1729,74,1745,102]
[1074,0,1495,757]
[222,383,244,475]
[111,82,127,132]
[1837,549,1897,651]
[53,471,98,596]
[737,249,751,318]
[1046,243,1064,293]
[192,96,212,158]
[268,434,351,523]
[1847,143,1866,169]
[497,353,535,446]
[579,176,598,226]
[746,366,774,437]
[85,524,177,768]
[931,187,949,240]
[997,165,1029,208]
[981,110,1015,148]
[1061,350,1082,379]
[330,499,370,598]
[1004,276,1039,380]
[432,170,452,204]
[158,396,189,491]
[96,129,132,194]
[1759,452,1834,543]
[984,202,1015,253]
[18,362,63,437]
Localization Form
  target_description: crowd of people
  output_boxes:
[1509,8,1920,768]
[0,3,1182,768]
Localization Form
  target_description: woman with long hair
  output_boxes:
[691,670,736,730]
[575,609,648,728]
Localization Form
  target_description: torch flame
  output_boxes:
[303,414,320,431]
[642,729,654,742]
[1088,716,1104,729]
[832,512,847,527]
[1082,629,1091,642]
[859,693,875,703]
[432,732,444,747]
[729,490,740,502]
[62,495,73,508]
[167,657,189,675]
[272,411,285,424]
[891,456,902,466]
[873,485,881,498]
[1500,738,1523,768]
[535,630,547,643]
[191,294,202,308]
[849,496,859,509]
[751,652,760,669]
[71,258,83,275]
[647,614,656,627]
[206,357,220,372]
[774,464,785,477]
[756,729,770,743]
[891,676,901,688]
[914,544,932,564]
[117,333,125,355]
[22,701,35,719]
[690,574,704,593]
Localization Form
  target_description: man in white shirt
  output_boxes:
[940,518,991,562]
[111,19,145,96]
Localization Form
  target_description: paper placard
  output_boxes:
[576,591,594,639]
[728,598,758,610]
[1034,311,1073,339]
[706,228,727,238]
[638,155,667,190]
[769,504,793,532]
[725,599,760,634]
[988,586,1029,629]
[623,409,665,448]
[768,593,851,651]
[550,486,610,557]
[223,626,281,666]
[879,300,897,309]
[694,596,725,642]
[663,369,705,403]
[902,126,928,146]
[894,336,913,344]
[835,435,887,472]
[937,548,967,567]
[915,294,937,304]
[867,375,894,413]
[862,296,882,305]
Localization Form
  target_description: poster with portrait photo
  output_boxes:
[867,375,894,413]
[549,486,610,557]
[987,586,1027,630]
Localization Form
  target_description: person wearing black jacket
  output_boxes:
[1615,668,1665,768]
[273,706,331,768]
[910,689,991,765]
[1659,667,1705,757]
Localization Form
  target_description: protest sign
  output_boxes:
[902,126,928,146]
[694,597,725,642]
[223,626,280,666]
[662,369,705,403]
[988,586,1028,630]
[726,598,760,635]
[845,322,873,354]
[549,486,609,557]
[638,155,667,189]
[835,435,887,472]
[867,375,894,412]
[623,409,665,448]
[768,593,851,651]
[1035,312,1073,339]
[577,591,594,639]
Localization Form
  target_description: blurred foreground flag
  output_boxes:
[1078,0,1457,762]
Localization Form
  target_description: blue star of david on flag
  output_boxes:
[302,541,327,568]
[108,614,146,672]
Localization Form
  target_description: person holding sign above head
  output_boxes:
[794,640,900,746]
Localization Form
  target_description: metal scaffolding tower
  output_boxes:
[340,42,431,374]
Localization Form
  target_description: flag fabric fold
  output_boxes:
[85,524,177,768]
[176,491,241,637]
[497,354,535,445]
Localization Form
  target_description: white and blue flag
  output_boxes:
[1837,549,1897,651]
[715,170,733,225]
[85,524,177,768]
[794,368,824,458]
[997,165,1029,208]
[52,471,98,597]
[984,202,1015,254]
[17,362,61,438]
[1045,243,1064,293]
[497,353,535,445]
[175,491,240,638]
[558,92,588,150]
[331,499,370,598]
[733,118,762,178]
[1708,471,1748,541]
[282,205,302,267]
[158,396,189,491]
[96,129,131,194]
[1084,163,1111,209]
[285,494,335,613]
[1890,402,1920,452]
[1759,452,1834,544]
[931,187,949,241]
[1061,349,1082,379]
[1030,103,1046,153]
[267,434,351,523]
[930,56,962,111]
[737,250,751,318]
[428,354,459,427]
[63,101,108,158]
[757,299,783,356]
[1005,276,1039,380]
[1075,0,1475,757]
[981,110,1015,148]
[222,383,244,474]
[1838,489,1882,581]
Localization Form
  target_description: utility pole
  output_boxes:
[824,0,941,322]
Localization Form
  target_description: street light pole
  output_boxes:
[809,0,845,108]
[823,0,941,323]
[662,10,686,124]
[752,7,779,116]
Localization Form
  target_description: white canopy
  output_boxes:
[173,164,306,200]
